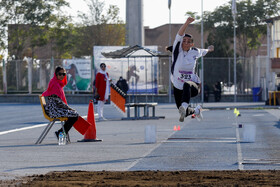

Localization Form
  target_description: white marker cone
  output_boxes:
[145,125,157,144]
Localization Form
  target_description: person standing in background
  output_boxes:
[214,81,222,102]
[116,76,129,94]
[95,63,111,121]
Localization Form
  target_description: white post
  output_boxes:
[257,56,260,87]
[50,57,54,80]
[228,58,231,92]
[266,23,271,98]
[39,61,47,90]
[263,78,267,101]
[145,57,147,103]
[272,20,276,57]
[16,60,19,91]
[2,59,7,94]
[232,0,237,102]
[233,14,237,102]
[28,57,32,94]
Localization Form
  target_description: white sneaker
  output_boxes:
[179,106,186,122]
[194,105,203,121]
[98,117,107,121]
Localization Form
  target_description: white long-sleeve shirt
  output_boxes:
[170,34,209,90]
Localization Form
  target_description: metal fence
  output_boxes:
[0,62,3,92]
[1,58,64,93]
[158,56,268,96]
[0,56,269,97]
[202,56,267,95]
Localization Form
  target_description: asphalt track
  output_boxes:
[1,102,280,180]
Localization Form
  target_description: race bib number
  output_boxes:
[179,71,193,81]
[177,70,200,83]
[180,73,191,80]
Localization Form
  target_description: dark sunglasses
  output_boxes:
[58,72,66,76]
[101,65,106,68]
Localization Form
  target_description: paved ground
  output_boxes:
[1,101,280,181]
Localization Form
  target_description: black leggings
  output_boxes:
[58,116,79,134]
[173,81,200,116]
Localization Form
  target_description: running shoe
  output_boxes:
[98,117,107,121]
[179,106,186,122]
[194,105,203,121]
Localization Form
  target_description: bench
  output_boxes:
[122,102,165,120]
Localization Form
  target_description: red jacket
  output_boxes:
[95,72,109,101]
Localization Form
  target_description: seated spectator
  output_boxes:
[42,66,79,139]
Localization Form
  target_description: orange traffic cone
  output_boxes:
[173,125,177,131]
[78,100,102,142]
[177,125,181,131]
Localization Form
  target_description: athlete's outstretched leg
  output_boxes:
[173,86,183,109]
[182,81,199,103]
[174,86,187,122]
[184,81,203,120]
[178,81,200,122]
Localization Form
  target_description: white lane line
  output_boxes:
[0,115,88,136]
[163,140,236,143]
[123,142,163,171]
[253,114,264,117]
[0,124,48,135]
[235,124,244,170]
[124,127,180,171]
[167,137,236,140]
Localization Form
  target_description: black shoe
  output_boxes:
[54,131,59,140]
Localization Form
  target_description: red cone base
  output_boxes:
[78,138,102,142]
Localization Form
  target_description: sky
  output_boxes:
[65,0,229,28]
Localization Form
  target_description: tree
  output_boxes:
[0,0,69,59]
[48,21,78,59]
[195,0,280,89]
[203,0,280,58]
[73,0,125,56]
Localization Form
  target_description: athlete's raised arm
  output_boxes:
[178,17,195,36]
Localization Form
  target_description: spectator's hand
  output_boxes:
[208,45,214,52]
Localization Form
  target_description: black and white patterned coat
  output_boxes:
[44,95,79,118]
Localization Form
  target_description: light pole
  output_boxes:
[168,0,172,103]
[201,0,204,104]
[265,20,272,101]
[232,0,237,102]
